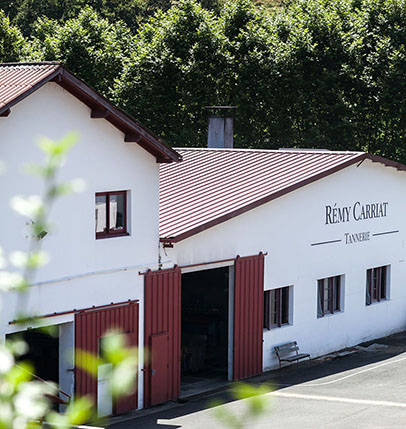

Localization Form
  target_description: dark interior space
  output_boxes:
[181,267,229,384]
[7,328,59,384]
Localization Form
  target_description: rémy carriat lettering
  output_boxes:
[325,202,388,225]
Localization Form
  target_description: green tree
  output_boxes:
[0,0,88,36]
[115,0,230,147]
[267,0,357,150]
[219,0,289,148]
[0,0,225,36]
[349,0,406,161]
[114,0,406,160]
[0,9,30,62]
[32,6,134,95]
[4,0,405,160]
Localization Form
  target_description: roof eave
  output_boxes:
[58,68,181,163]
[365,154,406,172]
[0,64,181,163]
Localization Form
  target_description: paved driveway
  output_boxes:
[109,332,406,428]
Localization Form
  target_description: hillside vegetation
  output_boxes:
[1,0,405,161]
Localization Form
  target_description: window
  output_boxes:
[366,265,389,305]
[317,275,341,318]
[264,287,290,329]
[95,191,128,239]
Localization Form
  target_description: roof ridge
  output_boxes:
[174,147,364,155]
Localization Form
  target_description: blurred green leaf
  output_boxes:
[75,349,99,377]
[37,132,78,158]
[6,362,34,387]
[10,195,43,218]
[211,382,272,428]
[65,396,94,425]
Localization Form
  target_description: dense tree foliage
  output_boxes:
[0,10,30,62]
[115,0,406,158]
[0,0,225,35]
[350,0,406,160]
[115,1,229,145]
[0,0,404,160]
[32,7,134,94]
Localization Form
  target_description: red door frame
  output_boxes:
[144,267,181,407]
[74,301,139,414]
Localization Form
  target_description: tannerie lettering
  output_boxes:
[345,231,370,244]
[325,202,388,225]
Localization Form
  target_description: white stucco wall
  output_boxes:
[165,159,406,370]
[0,82,160,405]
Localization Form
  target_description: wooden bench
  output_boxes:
[274,341,310,368]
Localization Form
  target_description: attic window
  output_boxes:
[95,191,128,239]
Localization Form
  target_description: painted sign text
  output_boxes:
[344,231,370,244]
[325,202,388,225]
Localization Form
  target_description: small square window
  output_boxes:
[95,191,128,239]
[366,265,389,305]
[264,286,290,329]
[317,275,342,318]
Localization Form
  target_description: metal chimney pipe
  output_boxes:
[206,106,236,148]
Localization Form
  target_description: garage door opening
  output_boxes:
[7,327,59,383]
[181,266,232,396]
[7,323,74,411]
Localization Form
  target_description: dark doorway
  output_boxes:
[7,328,59,383]
[181,267,229,390]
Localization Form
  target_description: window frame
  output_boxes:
[317,275,341,318]
[264,286,290,330]
[366,265,388,305]
[95,190,128,239]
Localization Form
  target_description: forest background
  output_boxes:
[1,0,405,161]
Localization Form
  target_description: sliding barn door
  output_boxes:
[234,253,265,380]
[75,302,139,414]
[144,267,181,407]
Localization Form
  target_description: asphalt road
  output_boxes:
[109,332,406,428]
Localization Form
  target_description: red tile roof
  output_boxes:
[0,62,181,162]
[159,148,405,242]
[0,62,59,109]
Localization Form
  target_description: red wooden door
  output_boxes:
[144,267,181,407]
[234,253,265,380]
[150,333,169,406]
[75,302,139,414]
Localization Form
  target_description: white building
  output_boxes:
[0,62,180,414]
[1,62,406,415]
[159,147,406,397]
